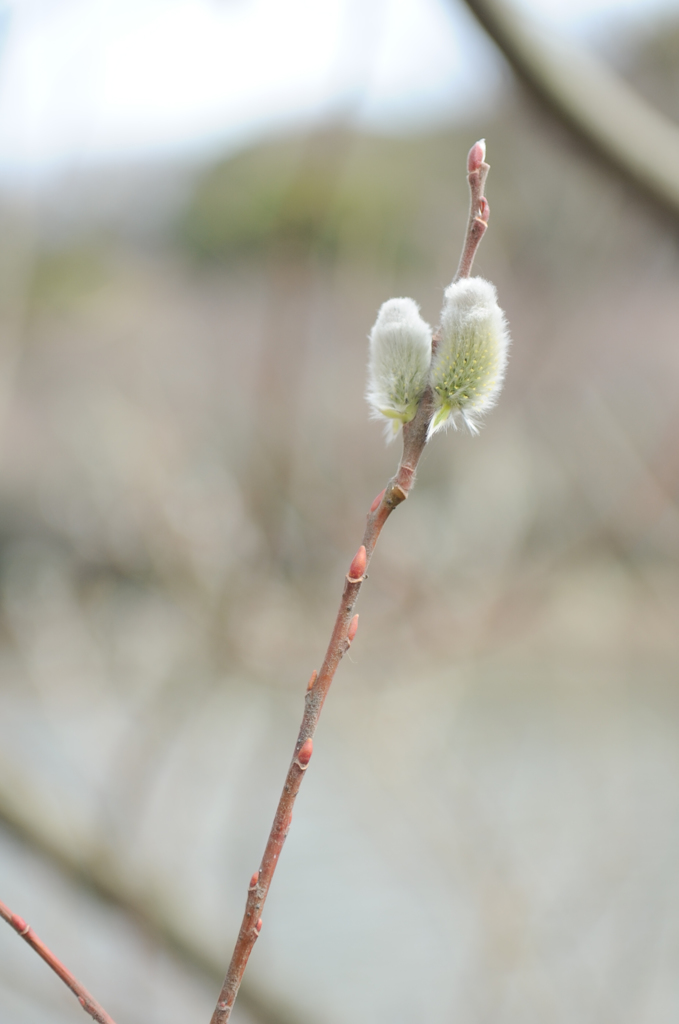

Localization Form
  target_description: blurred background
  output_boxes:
[1,1,679,1022]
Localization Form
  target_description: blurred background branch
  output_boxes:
[462,0,679,221]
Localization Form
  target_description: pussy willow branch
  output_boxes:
[209,143,491,1024]
[0,897,116,1024]
[0,144,490,1024]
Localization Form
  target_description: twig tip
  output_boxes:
[467,139,486,172]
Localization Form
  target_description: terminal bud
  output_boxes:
[467,139,486,172]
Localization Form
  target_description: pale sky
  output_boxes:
[0,0,676,182]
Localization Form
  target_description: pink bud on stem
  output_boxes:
[297,738,313,767]
[370,488,386,512]
[467,139,486,172]
[348,545,367,581]
[347,614,359,643]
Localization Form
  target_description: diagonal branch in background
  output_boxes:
[209,144,492,1024]
[460,0,679,223]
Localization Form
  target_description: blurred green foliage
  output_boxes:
[28,245,110,313]
[177,129,469,271]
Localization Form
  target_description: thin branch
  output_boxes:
[209,144,489,1024]
[460,0,679,223]
[0,897,117,1024]
[455,140,490,282]
[209,398,430,1024]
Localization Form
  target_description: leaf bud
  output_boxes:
[348,545,367,581]
[467,139,486,172]
[297,738,313,766]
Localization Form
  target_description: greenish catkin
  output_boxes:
[366,297,432,439]
[429,277,509,436]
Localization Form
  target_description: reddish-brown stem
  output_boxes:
[0,898,117,1024]
[209,390,435,1024]
[210,140,491,1024]
[455,140,491,281]
[0,139,491,1024]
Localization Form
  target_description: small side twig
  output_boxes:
[209,144,490,1024]
[455,139,490,282]
[0,897,117,1024]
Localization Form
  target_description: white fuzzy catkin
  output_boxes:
[367,297,432,438]
[429,277,509,435]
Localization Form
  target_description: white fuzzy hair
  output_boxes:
[428,277,509,437]
[366,297,432,440]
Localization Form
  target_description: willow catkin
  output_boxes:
[429,277,509,436]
